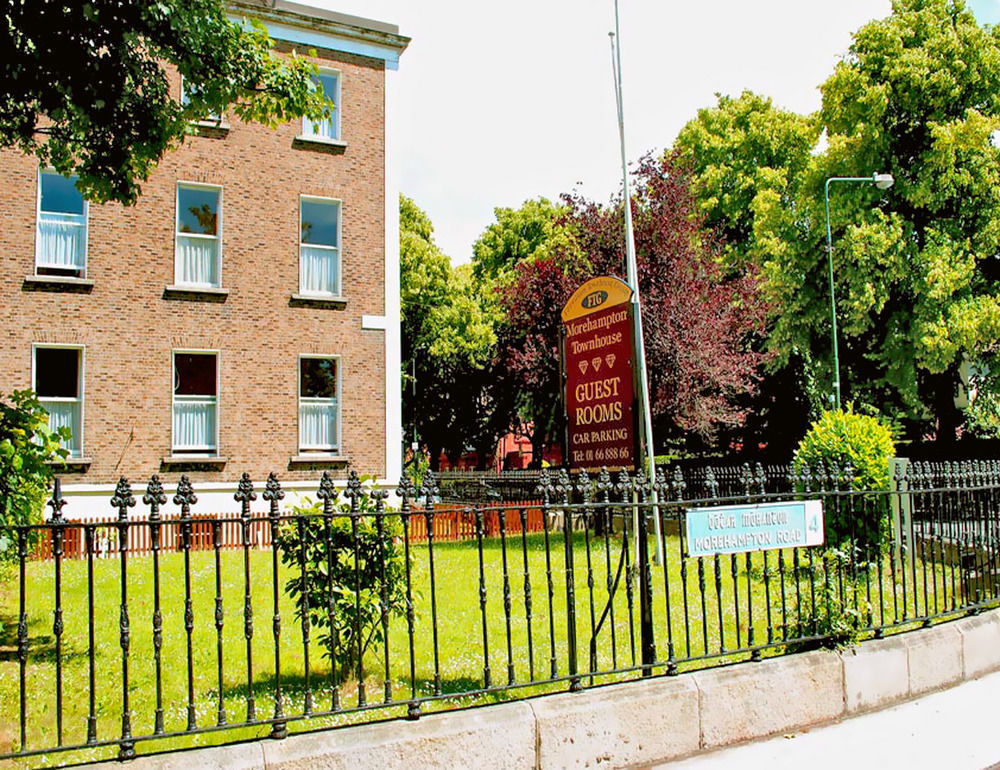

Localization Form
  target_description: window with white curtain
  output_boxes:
[175,184,221,287]
[302,71,340,141]
[34,346,84,458]
[173,352,218,454]
[299,356,339,453]
[36,171,87,277]
[299,197,340,296]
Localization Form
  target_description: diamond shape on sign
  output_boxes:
[592,357,602,372]
[606,353,616,368]
[579,360,588,375]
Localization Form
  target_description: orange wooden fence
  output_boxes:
[29,502,546,560]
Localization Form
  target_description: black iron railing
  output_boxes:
[2,461,998,763]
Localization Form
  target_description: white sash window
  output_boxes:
[34,346,84,458]
[175,184,221,287]
[37,171,87,277]
[302,71,340,141]
[299,197,341,296]
[299,357,339,452]
[173,352,218,454]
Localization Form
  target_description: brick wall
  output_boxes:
[0,43,389,486]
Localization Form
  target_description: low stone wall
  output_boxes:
[89,610,1000,770]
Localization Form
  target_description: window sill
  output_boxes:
[189,120,230,135]
[23,275,94,293]
[293,136,347,154]
[289,294,347,310]
[289,454,350,467]
[161,455,228,469]
[47,457,92,471]
[164,285,229,302]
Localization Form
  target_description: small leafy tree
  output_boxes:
[794,406,895,549]
[791,545,871,648]
[0,390,69,560]
[273,475,406,680]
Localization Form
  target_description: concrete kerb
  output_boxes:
[841,634,910,713]
[955,610,1000,678]
[530,675,700,769]
[905,622,963,696]
[692,650,842,750]
[80,609,1000,770]
[262,701,535,770]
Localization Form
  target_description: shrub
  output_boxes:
[0,390,69,561]
[273,475,407,681]
[793,406,895,549]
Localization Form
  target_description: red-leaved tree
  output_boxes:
[497,154,769,457]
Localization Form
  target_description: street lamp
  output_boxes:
[824,172,894,410]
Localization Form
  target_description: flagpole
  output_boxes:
[610,0,662,565]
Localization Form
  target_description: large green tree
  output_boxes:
[471,198,576,288]
[677,0,1000,443]
[674,91,819,274]
[2,0,330,204]
[470,198,580,461]
[400,196,504,469]
[674,92,821,452]
[784,0,1000,440]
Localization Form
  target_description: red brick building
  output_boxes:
[0,1,409,515]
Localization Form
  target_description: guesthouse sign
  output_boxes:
[561,276,637,471]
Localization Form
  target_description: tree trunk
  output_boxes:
[929,368,962,445]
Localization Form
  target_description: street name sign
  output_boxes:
[685,500,825,557]
[561,276,637,471]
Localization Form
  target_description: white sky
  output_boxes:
[310,1,907,263]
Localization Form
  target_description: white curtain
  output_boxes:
[299,400,338,450]
[177,235,219,286]
[299,245,339,295]
[37,213,86,270]
[42,400,81,457]
[173,397,217,451]
[305,115,336,140]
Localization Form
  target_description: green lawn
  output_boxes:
[0,523,964,766]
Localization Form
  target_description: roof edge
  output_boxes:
[227,0,410,55]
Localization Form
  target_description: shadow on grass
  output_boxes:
[216,671,494,713]
[0,611,75,663]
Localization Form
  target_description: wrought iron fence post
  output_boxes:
[395,474,420,719]
[174,476,198,731]
[372,487,392,703]
[263,473,287,739]
[111,478,136,759]
[536,469,559,679]
[46,479,67,746]
[419,471,442,695]
[17,524,28,753]
[473,502,492,689]
[345,471,366,707]
[235,473,258,722]
[654,467,676,674]
[556,469,580,691]
[317,471,340,712]
[143,475,167,734]
[634,468,656,675]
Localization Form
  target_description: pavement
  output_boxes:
[648,669,1000,770]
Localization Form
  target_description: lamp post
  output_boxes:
[824,172,894,410]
